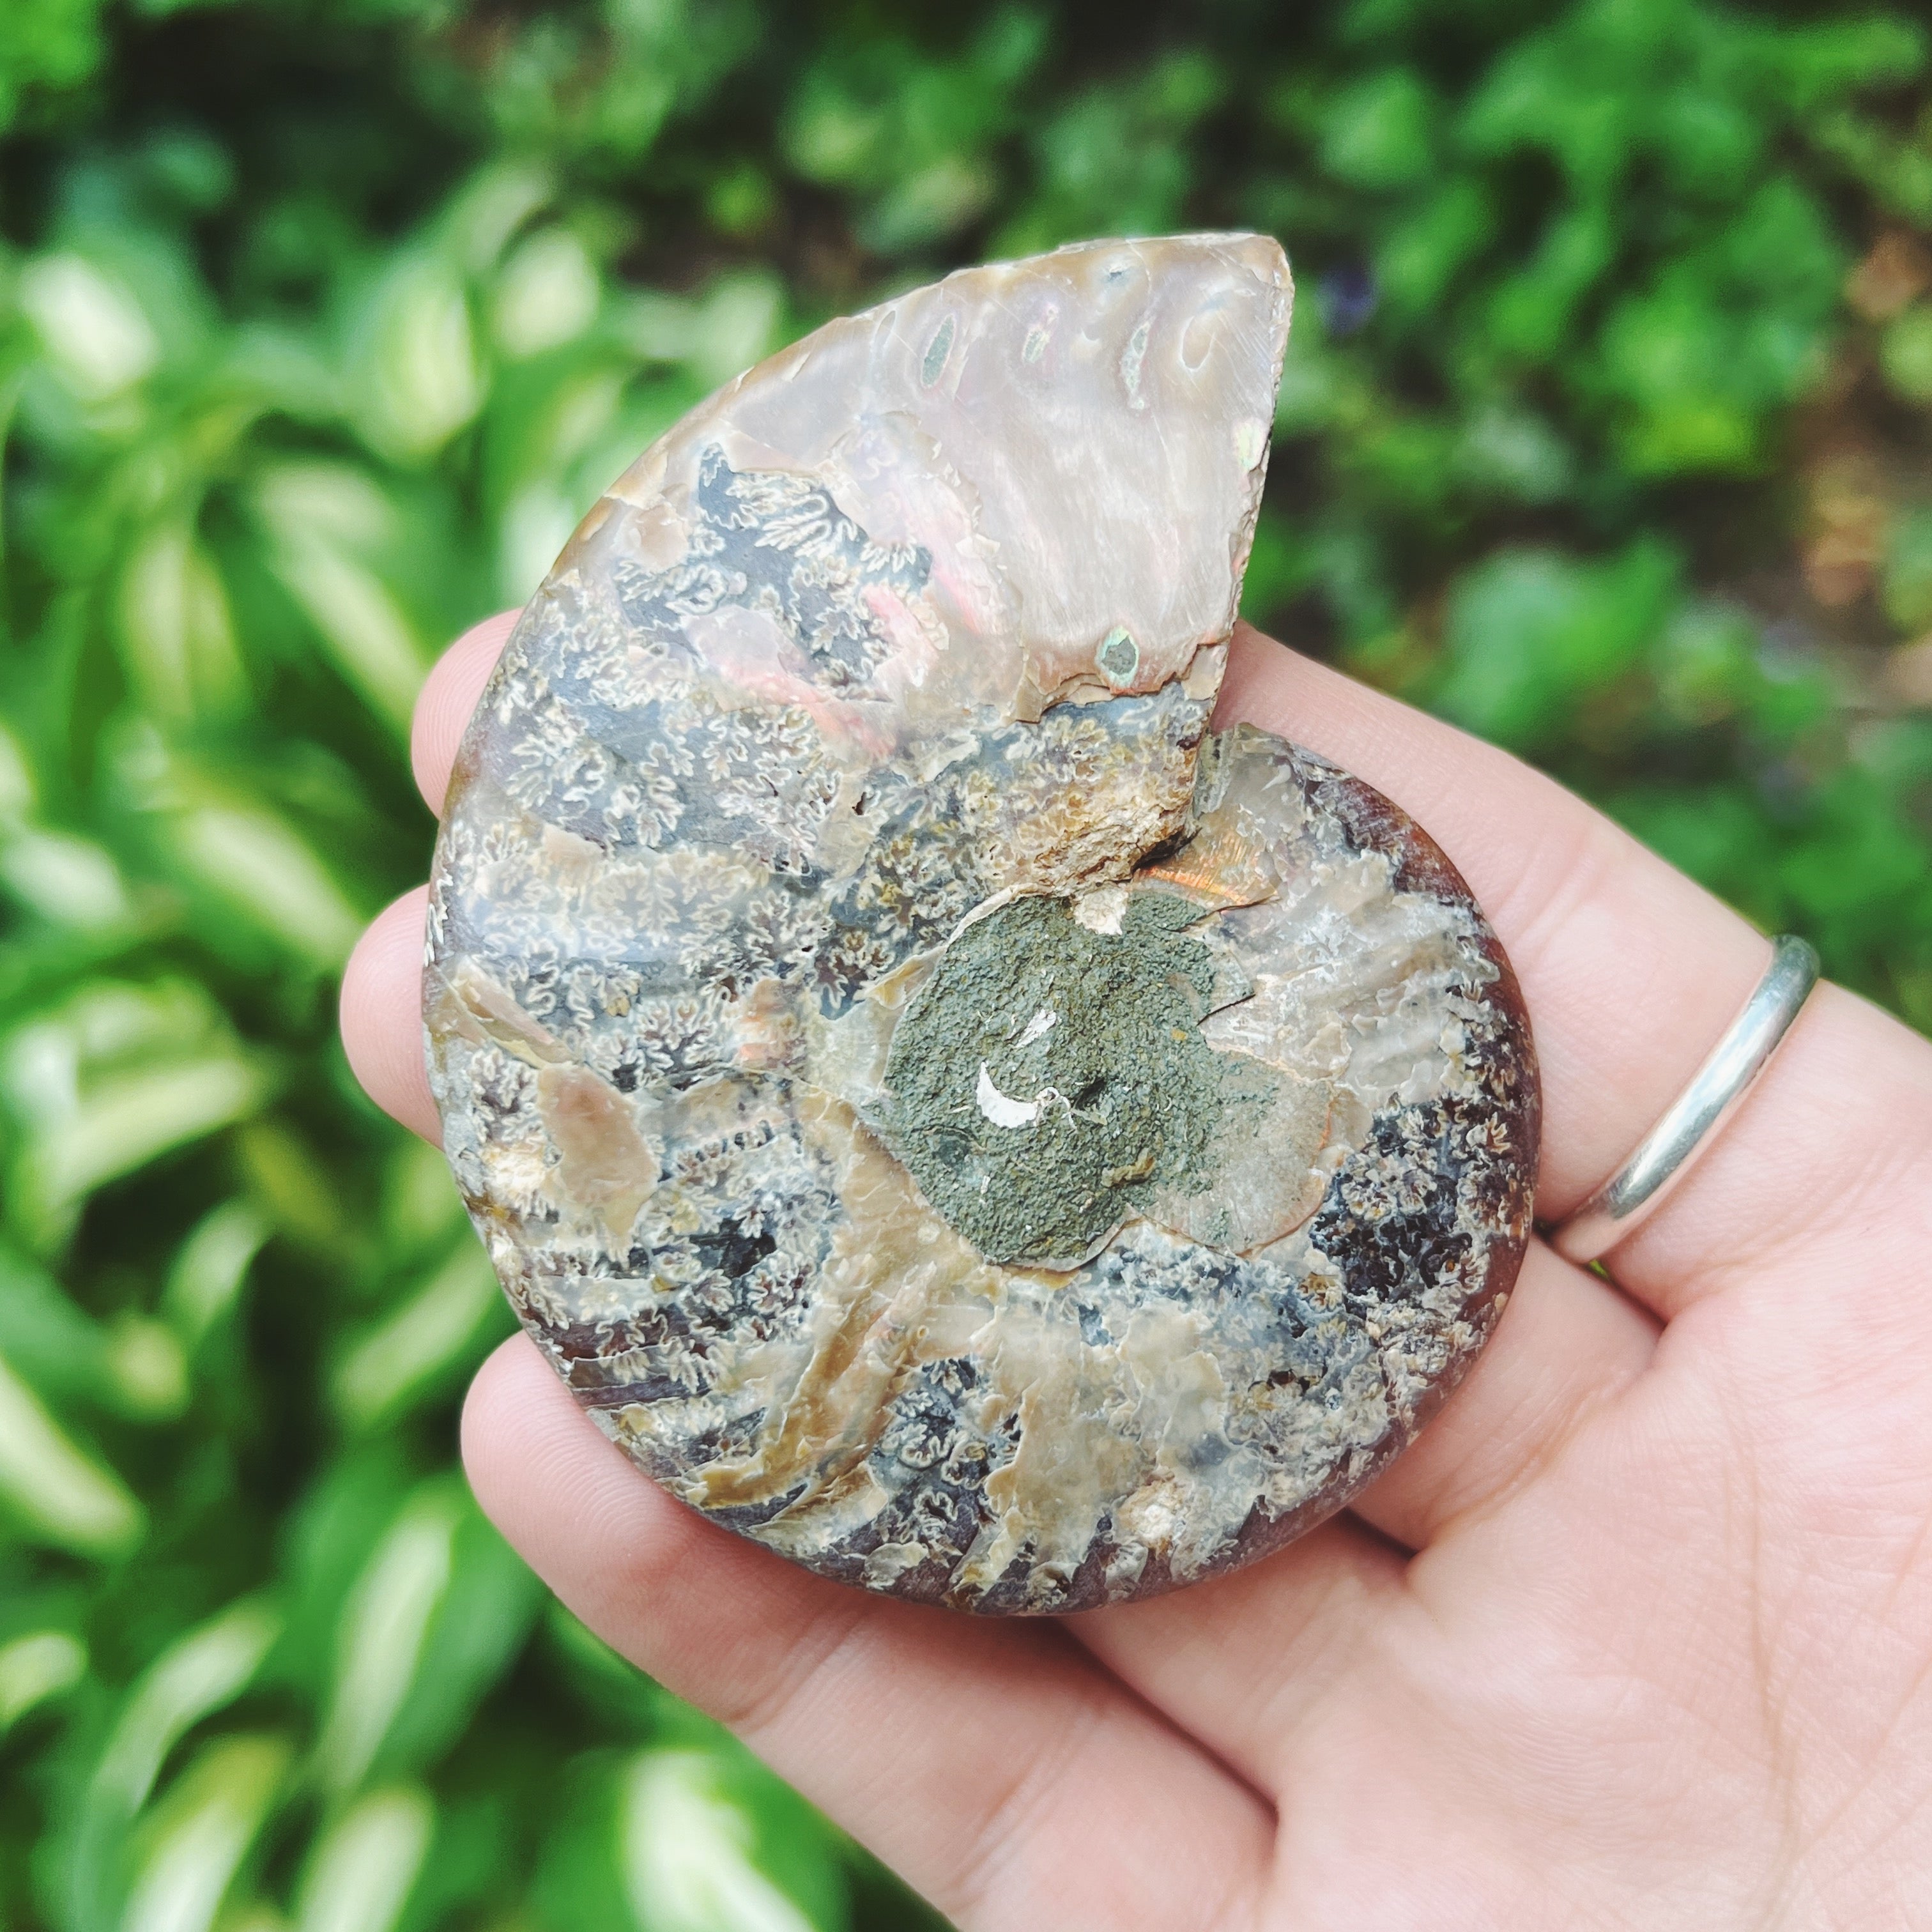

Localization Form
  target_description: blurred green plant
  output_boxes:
[3,1,1932,1927]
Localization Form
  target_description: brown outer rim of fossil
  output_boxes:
[1059,772,1537,1611]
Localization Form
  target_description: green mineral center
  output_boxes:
[880,891,1231,1267]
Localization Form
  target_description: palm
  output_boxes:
[345,616,1932,1931]
[1232,1291,1931,1929]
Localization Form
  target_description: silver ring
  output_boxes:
[1549,935,1821,1266]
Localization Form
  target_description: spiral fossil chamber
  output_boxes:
[424,234,1540,1613]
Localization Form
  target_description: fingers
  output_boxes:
[1218,625,1932,1320]
[411,610,518,816]
[1073,1517,1407,1797]
[1070,1241,1655,1788]
[340,887,438,1142]
[1347,1241,1655,1549]
[349,610,516,1149]
[1599,979,1932,1305]
[397,613,1932,1322]
[463,1335,1275,1932]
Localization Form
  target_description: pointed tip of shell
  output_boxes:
[979,229,1291,299]
[590,233,1290,731]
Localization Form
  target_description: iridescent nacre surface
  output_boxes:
[426,235,1538,1613]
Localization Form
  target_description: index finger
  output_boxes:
[410,608,519,816]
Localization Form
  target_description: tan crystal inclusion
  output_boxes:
[425,234,1539,1613]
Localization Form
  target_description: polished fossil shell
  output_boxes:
[425,235,1538,1613]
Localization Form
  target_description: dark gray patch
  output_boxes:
[613,446,931,688]
[921,314,956,387]
[1096,625,1139,684]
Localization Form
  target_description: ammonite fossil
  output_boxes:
[426,234,1538,1613]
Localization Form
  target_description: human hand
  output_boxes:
[342,614,1932,1931]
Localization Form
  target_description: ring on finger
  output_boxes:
[1547,935,1821,1267]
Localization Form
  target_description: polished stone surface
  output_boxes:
[426,236,1538,1612]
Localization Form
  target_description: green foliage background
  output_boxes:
[3,1,1932,1926]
